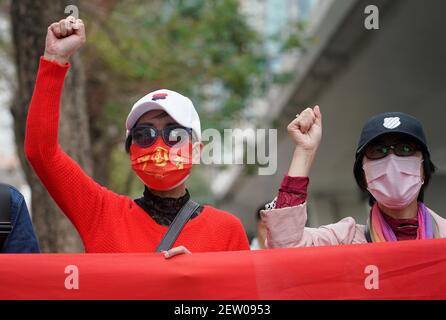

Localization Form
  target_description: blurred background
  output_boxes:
[0,0,445,252]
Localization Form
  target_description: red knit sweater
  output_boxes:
[25,57,250,253]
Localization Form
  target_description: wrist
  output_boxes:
[293,146,317,157]
[288,147,316,177]
[43,52,69,65]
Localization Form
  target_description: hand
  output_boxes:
[44,16,86,65]
[163,245,191,259]
[287,106,322,177]
[287,105,322,153]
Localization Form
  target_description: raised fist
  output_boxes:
[44,16,85,65]
[287,105,322,153]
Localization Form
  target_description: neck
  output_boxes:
[378,199,419,219]
[148,183,187,199]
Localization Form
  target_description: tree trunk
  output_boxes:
[82,0,119,187]
[10,0,92,252]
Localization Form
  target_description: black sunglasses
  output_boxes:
[364,142,419,160]
[130,124,193,148]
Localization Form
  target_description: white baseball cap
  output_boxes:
[126,89,201,142]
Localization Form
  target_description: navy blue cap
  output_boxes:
[355,112,429,157]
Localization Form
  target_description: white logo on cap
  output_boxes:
[383,117,401,129]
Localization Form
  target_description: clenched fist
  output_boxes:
[287,105,322,153]
[44,16,86,65]
[286,106,322,177]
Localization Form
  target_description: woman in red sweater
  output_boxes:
[25,16,249,256]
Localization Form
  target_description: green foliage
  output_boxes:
[89,0,265,117]
[279,20,317,53]
[84,0,268,200]
[82,0,306,201]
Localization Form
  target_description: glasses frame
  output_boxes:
[130,124,193,148]
[364,142,419,160]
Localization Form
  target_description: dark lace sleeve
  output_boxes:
[275,175,309,209]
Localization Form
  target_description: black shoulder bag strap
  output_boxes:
[0,184,12,251]
[155,199,201,252]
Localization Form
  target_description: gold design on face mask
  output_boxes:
[136,155,151,173]
[136,155,150,164]
[173,155,184,170]
[151,147,169,167]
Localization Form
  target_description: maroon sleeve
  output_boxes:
[275,175,309,209]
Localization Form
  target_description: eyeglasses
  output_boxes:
[364,142,419,160]
[130,124,193,148]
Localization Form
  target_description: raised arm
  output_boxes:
[25,17,124,239]
[286,105,322,177]
[261,106,332,247]
[263,107,362,247]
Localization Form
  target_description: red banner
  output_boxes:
[1,238,446,300]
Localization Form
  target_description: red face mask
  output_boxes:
[130,138,193,191]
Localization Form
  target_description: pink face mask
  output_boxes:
[363,154,424,209]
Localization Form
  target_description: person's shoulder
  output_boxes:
[0,183,24,203]
[318,216,363,244]
[318,216,358,230]
[428,207,444,220]
[428,207,446,228]
[0,184,27,225]
[202,205,244,226]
